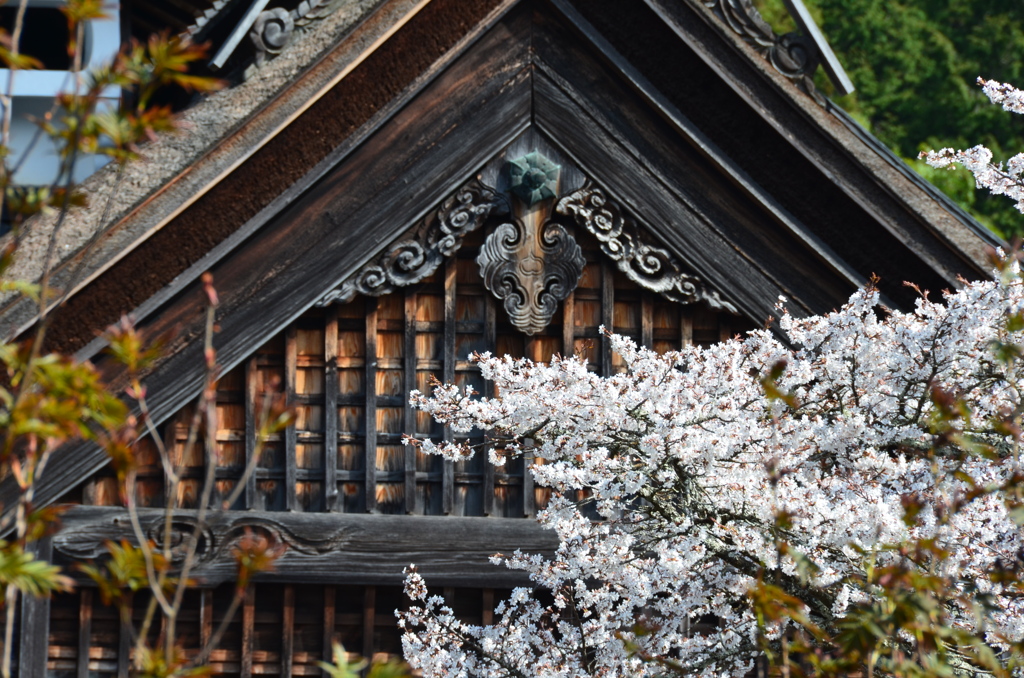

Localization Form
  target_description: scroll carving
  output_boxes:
[556,184,737,313]
[248,0,350,73]
[316,179,501,306]
[477,220,585,335]
[703,0,820,88]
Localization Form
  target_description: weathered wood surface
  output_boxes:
[18,538,52,678]
[0,5,534,524]
[531,8,856,319]
[53,507,557,587]
[567,0,987,291]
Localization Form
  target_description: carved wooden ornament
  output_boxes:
[316,179,500,306]
[557,183,738,313]
[477,151,585,335]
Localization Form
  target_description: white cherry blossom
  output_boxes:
[399,271,1024,677]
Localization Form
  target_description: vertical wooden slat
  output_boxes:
[362,587,376,661]
[285,327,299,511]
[403,292,418,514]
[482,294,497,516]
[245,357,258,510]
[681,313,694,349]
[18,538,51,678]
[719,317,731,344]
[562,290,575,358]
[163,415,178,509]
[282,585,295,678]
[641,294,653,349]
[365,298,379,513]
[200,590,213,653]
[76,589,93,678]
[325,310,340,512]
[205,386,216,509]
[482,588,494,626]
[117,592,132,678]
[241,585,255,678]
[82,480,97,506]
[322,586,336,676]
[523,450,535,517]
[601,263,614,375]
[442,258,457,515]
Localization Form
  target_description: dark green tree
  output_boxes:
[755,0,1024,238]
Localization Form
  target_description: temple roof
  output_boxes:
[0,0,1002,518]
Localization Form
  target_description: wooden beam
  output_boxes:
[282,585,295,678]
[403,292,417,514]
[365,298,379,513]
[76,589,93,678]
[286,327,299,511]
[443,258,456,515]
[18,538,52,678]
[322,585,336,676]
[325,309,340,512]
[241,586,255,678]
[245,357,258,509]
[53,507,557,588]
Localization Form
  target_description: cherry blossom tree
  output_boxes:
[922,79,1024,215]
[398,267,1024,677]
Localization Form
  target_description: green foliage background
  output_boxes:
[754,0,1024,239]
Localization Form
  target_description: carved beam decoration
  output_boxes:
[53,506,556,587]
[316,178,502,306]
[703,0,820,93]
[556,183,738,313]
[477,152,585,335]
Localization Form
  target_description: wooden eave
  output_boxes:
[0,0,997,540]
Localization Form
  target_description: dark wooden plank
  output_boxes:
[443,258,456,515]
[245,357,258,509]
[530,61,806,320]
[18,538,51,678]
[286,327,299,511]
[117,592,132,678]
[482,294,496,516]
[325,310,340,512]
[681,313,693,349]
[404,292,417,515]
[76,589,93,678]
[601,262,613,376]
[241,586,255,678]
[482,588,494,626]
[523,453,535,518]
[54,506,557,588]
[641,294,653,348]
[282,584,295,677]
[322,585,336,676]
[544,1,880,301]
[362,587,376,661]
[200,589,213,652]
[719,317,731,343]
[365,298,379,513]
[0,7,534,525]
[562,290,575,358]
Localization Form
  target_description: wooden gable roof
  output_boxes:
[0,0,998,520]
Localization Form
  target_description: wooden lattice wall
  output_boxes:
[42,229,748,676]
[83,230,743,516]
